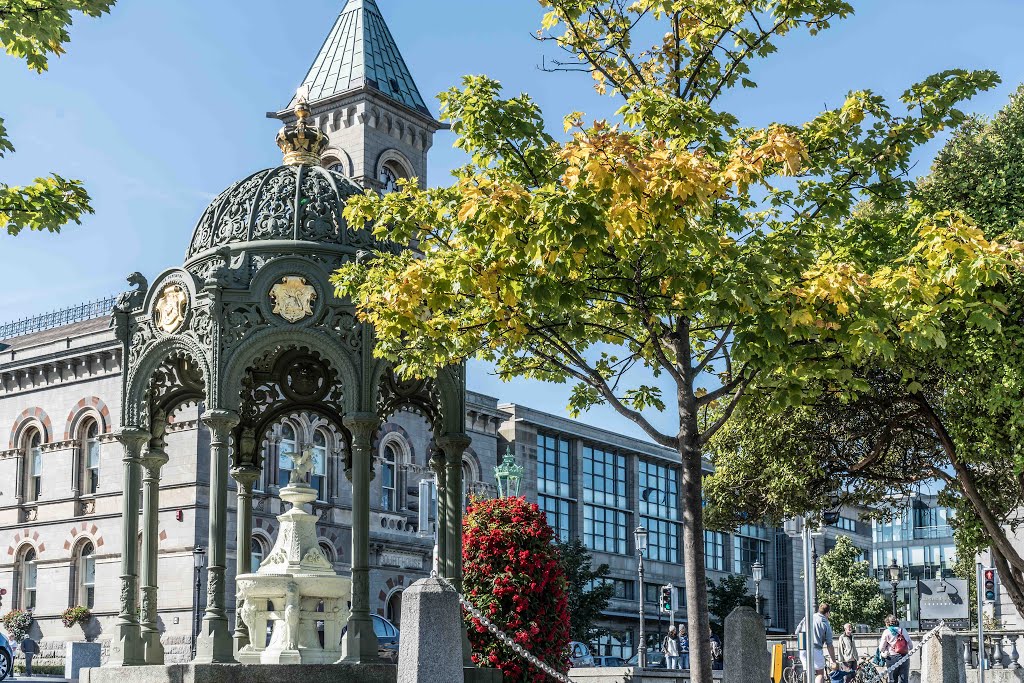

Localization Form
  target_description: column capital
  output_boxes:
[116,427,151,458]
[200,409,240,434]
[230,465,261,490]
[343,412,379,443]
[141,449,169,472]
[437,433,471,464]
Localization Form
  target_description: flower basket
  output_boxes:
[1,610,32,643]
[61,606,93,640]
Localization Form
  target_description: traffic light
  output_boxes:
[984,568,998,603]
[660,585,673,613]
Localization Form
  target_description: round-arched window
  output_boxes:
[251,536,266,570]
[312,430,328,501]
[381,443,398,511]
[278,423,297,488]
[18,547,37,610]
[83,421,100,494]
[25,430,42,502]
[76,541,96,608]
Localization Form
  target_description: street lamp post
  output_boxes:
[494,447,524,498]
[191,545,206,660]
[888,558,902,618]
[752,560,764,617]
[635,526,648,669]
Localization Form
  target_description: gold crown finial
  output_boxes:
[276,86,327,166]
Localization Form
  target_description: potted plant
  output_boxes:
[61,606,93,641]
[0,610,32,643]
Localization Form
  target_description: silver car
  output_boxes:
[569,641,595,667]
[0,631,12,681]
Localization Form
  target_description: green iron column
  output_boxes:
[231,463,259,655]
[140,419,169,665]
[429,449,447,576]
[439,433,473,665]
[341,412,380,663]
[106,426,149,667]
[194,409,239,664]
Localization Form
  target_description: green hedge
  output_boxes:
[14,663,66,674]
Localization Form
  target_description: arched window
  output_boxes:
[386,590,403,628]
[251,536,266,571]
[278,423,297,488]
[25,430,42,501]
[83,421,100,494]
[74,542,96,608]
[17,547,37,610]
[312,430,328,501]
[319,541,335,565]
[381,443,398,511]
[462,461,473,510]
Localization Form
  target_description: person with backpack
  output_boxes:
[709,628,723,670]
[878,615,913,683]
[662,626,680,669]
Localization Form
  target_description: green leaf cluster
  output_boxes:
[816,536,889,628]
[555,538,616,644]
[0,0,112,235]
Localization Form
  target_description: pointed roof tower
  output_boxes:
[289,0,431,117]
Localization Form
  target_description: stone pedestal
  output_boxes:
[235,480,351,665]
[723,606,769,683]
[397,577,464,683]
[65,642,102,682]
[922,630,961,683]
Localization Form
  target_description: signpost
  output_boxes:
[919,578,969,630]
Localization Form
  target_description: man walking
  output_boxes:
[19,635,37,677]
[796,603,838,683]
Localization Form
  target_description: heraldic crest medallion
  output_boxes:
[270,276,317,323]
[153,283,188,334]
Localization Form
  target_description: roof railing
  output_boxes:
[0,296,117,341]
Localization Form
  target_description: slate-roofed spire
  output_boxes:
[290,0,430,116]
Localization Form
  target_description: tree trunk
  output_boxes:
[679,398,713,682]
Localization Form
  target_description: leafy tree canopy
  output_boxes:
[0,0,113,235]
[705,84,1024,616]
[555,537,615,644]
[707,574,755,640]
[816,535,889,628]
[334,2,1013,678]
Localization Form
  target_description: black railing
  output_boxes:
[0,296,117,340]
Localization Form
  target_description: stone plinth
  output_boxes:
[921,630,960,683]
[65,642,102,682]
[724,606,769,683]
[81,663,397,683]
[397,577,463,683]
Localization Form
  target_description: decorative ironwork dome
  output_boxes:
[184,96,371,270]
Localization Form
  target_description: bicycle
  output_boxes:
[782,654,804,683]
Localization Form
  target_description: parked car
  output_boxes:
[593,655,626,667]
[626,649,666,668]
[372,614,400,663]
[0,631,11,681]
[569,641,596,667]
[340,614,400,663]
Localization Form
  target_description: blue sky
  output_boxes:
[3,0,1024,439]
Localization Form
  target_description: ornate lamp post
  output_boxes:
[494,447,524,498]
[635,525,649,668]
[752,559,765,616]
[191,546,206,660]
[888,557,902,618]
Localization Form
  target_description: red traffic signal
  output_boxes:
[984,568,998,602]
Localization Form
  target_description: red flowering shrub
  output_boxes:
[462,496,570,682]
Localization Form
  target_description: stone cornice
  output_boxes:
[0,346,122,396]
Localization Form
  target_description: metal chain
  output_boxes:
[883,620,946,678]
[434,573,572,683]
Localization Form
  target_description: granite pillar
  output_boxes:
[340,412,380,663]
[140,415,169,665]
[194,409,239,664]
[105,426,149,667]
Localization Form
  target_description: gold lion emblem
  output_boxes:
[270,276,317,323]
[153,283,188,334]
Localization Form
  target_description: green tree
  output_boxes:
[333,3,1014,678]
[705,85,1024,617]
[0,0,114,235]
[707,574,755,640]
[816,536,888,628]
[556,538,615,644]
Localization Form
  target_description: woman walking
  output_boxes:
[878,615,913,683]
[662,626,680,669]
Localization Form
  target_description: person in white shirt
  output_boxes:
[796,603,838,683]
[662,626,680,669]
[878,615,914,683]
